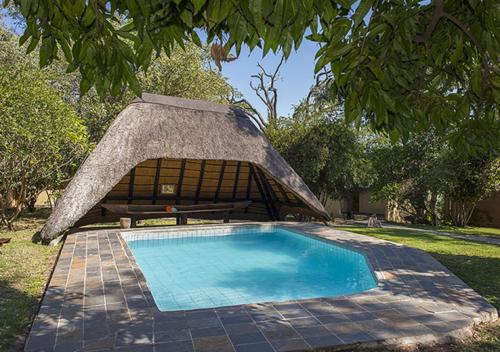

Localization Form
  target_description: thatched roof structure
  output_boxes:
[40,93,329,241]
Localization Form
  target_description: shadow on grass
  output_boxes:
[430,253,500,310]
[341,226,500,311]
[0,279,39,352]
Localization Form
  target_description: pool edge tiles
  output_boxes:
[26,223,498,352]
[122,224,378,312]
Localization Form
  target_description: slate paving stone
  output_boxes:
[114,329,153,347]
[155,340,194,352]
[155,328,191,343]
[234,342,275,352]
[228,331,267,345]
[190,326,227,339]
[315,313,351,324]
[257,320,301,341]
[224,323,261,336]
[26,226,498,352]
[82,336,114,351]
[186,317,221,329]
[295,325,332,338]
[287,317,321,328]
[155,319,189,332]
[245,304,283,321]
[304,334,344,349]
[273,303,312,319]
[25,334,56,352]
[193,335,234,352]
[115,344,154,352]
[336,331,373,344]
[270,338,310,352]
[53,340,82,352]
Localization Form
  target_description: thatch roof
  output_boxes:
[40,93,330,241]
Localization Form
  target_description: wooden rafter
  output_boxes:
[176,159,186,204]
[245,163,253,213]
[106,195,261,202]
[194,160,206,204]
[257,168,279,220]
[127,167,136,204]
[214,160,227,203]
[232,161,241,200]
[275,180,290,203]
[250,164,274,220]
[152,158,162,204]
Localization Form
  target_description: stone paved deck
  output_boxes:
[25,223,497,352]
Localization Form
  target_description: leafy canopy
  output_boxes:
[369,132,499,226]
[4,0,499,150]
[267,103,373,200]
[76,42,234,142]
[0,65,89,228]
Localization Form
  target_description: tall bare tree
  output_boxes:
[232,57,284,130]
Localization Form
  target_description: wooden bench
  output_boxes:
[101,201,252,227]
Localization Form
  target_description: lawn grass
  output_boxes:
[342,225,500,352]
[0,209,60,351]
[391,223,500,240]
[438,226,500,239]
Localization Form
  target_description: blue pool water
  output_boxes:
[125,227,377,311]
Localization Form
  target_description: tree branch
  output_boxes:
[414,0,490,93]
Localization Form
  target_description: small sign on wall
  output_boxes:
[160,184,176,195]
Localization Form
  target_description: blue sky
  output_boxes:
[219,41,319,118]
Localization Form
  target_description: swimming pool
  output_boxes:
[124,226,377,311]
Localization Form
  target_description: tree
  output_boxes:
[437,152,499,226]
[370,131,499,226]
[1,23,234,143]
[231,57,284,131]
[268,103,373,203]
[370,133,443,224]
[76,43,234,142]
[4,0,499,150]
[0,68,89,230]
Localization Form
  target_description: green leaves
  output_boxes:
[353,0,374,28]
[3,0,498,152]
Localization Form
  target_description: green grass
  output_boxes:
[0,209,60,351]
[438,226,500,239]
[342,225,500,352]
[390,223,500,240]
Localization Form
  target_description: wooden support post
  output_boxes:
[256,168,280,220]
[152,158,162,204]
[214,160,226,203]
[195,160,206,205]
[250,164,274,220]
[127,167,136,204]
[180,214,187,225]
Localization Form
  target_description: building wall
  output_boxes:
[323,197,343,218]
[358,190,386,215]
[323,190,385,219]
[469,191,500,227]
